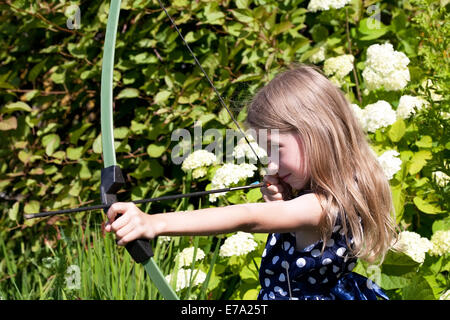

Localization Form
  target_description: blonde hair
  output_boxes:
[246,64,397,263]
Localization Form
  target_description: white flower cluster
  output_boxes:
[393,231,433,263]
[362,43,410,91]
[307,0,351,12]
[440,290,450,300]
[209,163,257,202]
[432,171,450,187]
[165,268,207,292]
[355,100,397,133]
[324,55,354,87]
[396,95,428,119]
[232,138,267,163]
[176,247,206,268]
[219,232,258,257]
[309,46,326,64]
[429,230,450,256]
[181,150,217,179]
[376,150,402,180]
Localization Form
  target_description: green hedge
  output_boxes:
[0,0,448,299]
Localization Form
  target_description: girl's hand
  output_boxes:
[261,174,292,202]
[104,202,155,246]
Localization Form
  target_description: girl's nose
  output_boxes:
[267,160,279,175]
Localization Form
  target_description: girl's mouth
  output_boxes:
[280,174,290,182]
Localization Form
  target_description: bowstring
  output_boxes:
[157,0,263,167]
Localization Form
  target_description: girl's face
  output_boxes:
[264,130,310,191]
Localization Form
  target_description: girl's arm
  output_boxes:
[105,193,323,246]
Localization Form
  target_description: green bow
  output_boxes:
[100,0,178,300]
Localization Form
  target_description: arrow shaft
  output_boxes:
[24,182,265,219]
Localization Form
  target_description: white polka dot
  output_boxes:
[332,265,340,273]
[288,247,294,255]
[322,278,329,284]
[262,248,267,257]
[272,255,279,265]
[296,258,306,268]
[263,293,268,300]
[336,247,346,257]
[319,266,327,275]
[311,249,321,257]
[322,258,332,265]
[264,278,270,287]
[281,260,289,269]
[274,286,287,296]
[270,235,276,246]
[348,262,356,271]
[283,241,290,251]
[326,239,335,247]
[333,225,341,233]
[269,292,275,299]
[308,277,316,284]
[304,243,315,252]
[279,273,285,282]
[366,279,374,290]
[265,269,274,275]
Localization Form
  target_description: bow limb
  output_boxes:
[100,0,178,300]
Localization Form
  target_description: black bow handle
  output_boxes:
[101,165,153,264]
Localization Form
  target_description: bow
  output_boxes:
[99,0,178,300]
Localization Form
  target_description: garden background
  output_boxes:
[0,0,448,300]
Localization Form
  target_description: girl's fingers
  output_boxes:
[117,229,141,246]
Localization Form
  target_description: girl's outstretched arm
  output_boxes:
[105,193,323,246]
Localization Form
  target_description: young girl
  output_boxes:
[105,64,397,300]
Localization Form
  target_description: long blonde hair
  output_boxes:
[246,64,397,263]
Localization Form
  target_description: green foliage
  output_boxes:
[0,0,448,300]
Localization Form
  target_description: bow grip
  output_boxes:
[101,165,154,263]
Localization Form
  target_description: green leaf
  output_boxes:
[147,143,167,158]
[416,135,432,148]
[246,188,262,202]
[24,200,40,214]
[67,146,84,160]
[117,88,140,99]
[402,275,436,300]
[0,116,17,131]
[154,90,171,105]
[41,134,60,156]
[114,127,129,139]
[408,150,432,175]
[413,196,443,214]
[8,202,19,221]
[2,101,32,114]
[388,119,406,142]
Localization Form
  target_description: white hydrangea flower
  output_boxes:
[219,232,258,257]
[165,268,207,292]
[350,103,366,129]
[440,290,450,300]
[393,231,433,263]
[362,43,410,91]
[377,150,402,180]
[209,163,257,202]
[309,46,326,64]
[363,100,397,133]
[432,171,450,187]
[307,0,351,12]
[181,150,217,178]
[232,138,267,163]
[324,54,354,79]
[396,95,428,119]
[176,247,206,268]
[429,230,450,256]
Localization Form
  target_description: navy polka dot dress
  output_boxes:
[257,190,388,300]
